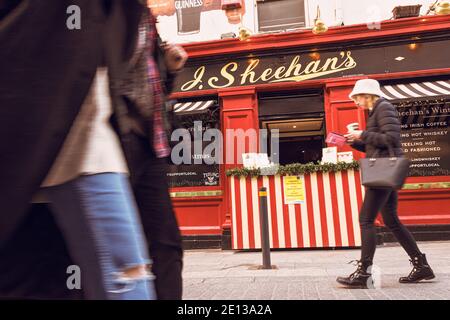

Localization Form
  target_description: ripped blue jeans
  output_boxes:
[42,173,155,300]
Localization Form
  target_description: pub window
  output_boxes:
[167,99,221,188]
[395,97,450,177]
[256,0,308,33]
[259,90,325,165]
[380,77,450,177]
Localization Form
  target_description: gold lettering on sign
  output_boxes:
[260,67,274,82]
[240,59,260,84]
[304,60,321,74]
[344,51,356,68]
[319,57,339,72]
[273,66,287,80]
[284,55,302,78]
[208,62,238,88]
[181,66,206,91]
[179,51,358,91]
[271,51,357,83]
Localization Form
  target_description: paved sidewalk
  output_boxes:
[183,241,450,300]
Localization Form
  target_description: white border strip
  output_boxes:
[288,204,298,248]
[334,171,349,247]
[251,178,261,248]
[239,177,250,249]
[274,175,286,248]
[300,175,310,248]
[322,172,336,247]
[230,177,238,249]
[309,173,323,247]
[347,169,362,246]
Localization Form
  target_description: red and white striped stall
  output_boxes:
[229,170,365,250]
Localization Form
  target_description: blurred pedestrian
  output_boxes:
[0,0,155,299]
[113,5,188,300]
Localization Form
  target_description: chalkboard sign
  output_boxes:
[167,106,221,187]
[397,98,450,176]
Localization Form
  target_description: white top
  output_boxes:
[40,68,129,188]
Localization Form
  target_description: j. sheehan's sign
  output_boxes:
[179,51,356,91]
[173,39,450,92]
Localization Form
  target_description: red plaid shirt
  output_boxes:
[147,13,170,158]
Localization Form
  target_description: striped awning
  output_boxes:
[173,100,216,114]
[381,80,450,101]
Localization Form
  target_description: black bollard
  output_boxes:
[259,187,272,269]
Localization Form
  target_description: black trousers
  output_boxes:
[359,188,421,264]
[122,132,183,300]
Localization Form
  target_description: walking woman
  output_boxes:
[336,79,435,288]
[0,0,155,299]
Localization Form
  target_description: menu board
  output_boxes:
[397,99,450,177]
[167,107,220,187]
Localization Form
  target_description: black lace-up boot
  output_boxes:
[399,254,435,283]
[336,260,373,289]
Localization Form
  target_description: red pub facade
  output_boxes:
[167,15,450,249]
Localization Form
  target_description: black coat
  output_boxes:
[351,98,403,158]
[0,1,176,299]
[0,0,145,247]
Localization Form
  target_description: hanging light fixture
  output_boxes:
[238,26,252,41]
[308,51,321,60]
[428,1,450,15]
[312,6,328,35]
[435,1,450,14]
[408,43,418,50]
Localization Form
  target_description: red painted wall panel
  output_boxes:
[173,197,224,235]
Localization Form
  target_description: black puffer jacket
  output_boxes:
[351,98,403,158]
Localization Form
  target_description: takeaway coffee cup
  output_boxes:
[346,122,359,133]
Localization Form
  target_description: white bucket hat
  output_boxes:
[349,79,385,100]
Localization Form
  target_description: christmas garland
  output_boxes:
[226,161,360,177]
